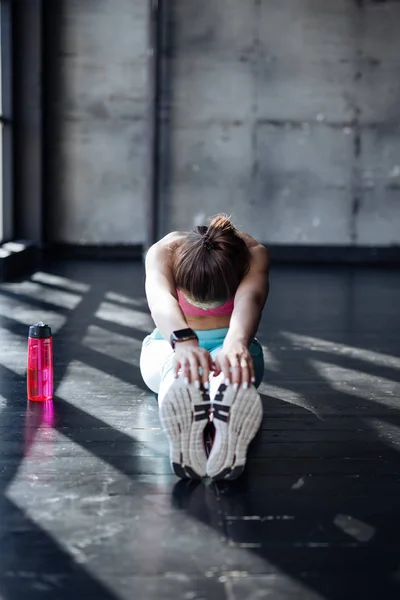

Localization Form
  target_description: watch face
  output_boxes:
[174,328,196,340]
[170,328,198,348]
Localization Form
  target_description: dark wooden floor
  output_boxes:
[1,261,400,600]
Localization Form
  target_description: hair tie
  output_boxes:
[203,239,214,251]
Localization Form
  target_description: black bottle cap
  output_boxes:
[29,322,52,339]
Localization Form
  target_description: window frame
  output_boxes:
[0,0,13,243]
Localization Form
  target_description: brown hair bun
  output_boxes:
[173,214,250,303]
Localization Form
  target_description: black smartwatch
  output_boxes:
[170,328,198,349]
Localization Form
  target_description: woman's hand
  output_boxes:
[173,340,214,388]
[214,340,255,388]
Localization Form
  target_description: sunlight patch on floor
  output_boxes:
[309,360,399,406]
[55,360,158,432]
[105,291,148,308]
[261,346,280,372]
[82,324,143,367]
[367,418,400,451]
[95,302,153,333]
[0,295,66,332]
[2,280,82,310]
[334,514,375,543]
[282,332,400,370]
[0,393,10,410]
[56,360,147,402]
[224,574,326,600]
[258,382,323,419]
[6,427,143,565]
[31,271,90,293]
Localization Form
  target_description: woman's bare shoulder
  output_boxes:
[238,230,265,249]
[156,231,186,250]
[238,231,269,271]
[148,231,186,249]
[146,231,186,267]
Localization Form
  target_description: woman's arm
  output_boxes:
[225,244,270,347]
[145,236,213,386]
[215,244,270,386]
[145,236,188,341]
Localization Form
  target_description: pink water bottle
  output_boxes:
[27,322,53,402]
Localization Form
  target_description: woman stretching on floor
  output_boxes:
[140,215,270,481]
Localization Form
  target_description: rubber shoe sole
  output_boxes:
[207,383,263,481]
[159,378,211,479]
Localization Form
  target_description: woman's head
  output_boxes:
[173,215,250,305]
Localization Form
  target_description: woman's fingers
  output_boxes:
[222,353,255,388]
[212,357,221,377]
[173,355,182,378]
[180,359,191,384]
[239,356,251,388]
[174,347,256,389]
[173,349,213,387]
[218,355,231,382]
[198,353,211,387]
[229,354,241,386]
[188,355,200,386]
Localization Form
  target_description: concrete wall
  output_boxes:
[45,0,150,244]
[44,0,400,247]
[159,0,400,246]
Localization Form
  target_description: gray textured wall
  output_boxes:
[45,0,400,247]
[159,0,400,246]
[46,0,150,244]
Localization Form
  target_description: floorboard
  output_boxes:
[0,261,399,599]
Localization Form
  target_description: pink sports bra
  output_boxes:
[177,289,234,317]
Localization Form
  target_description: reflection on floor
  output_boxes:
[1,261,400,600]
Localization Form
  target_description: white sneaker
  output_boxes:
[159,378,211,479]
[207,382,263,480]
